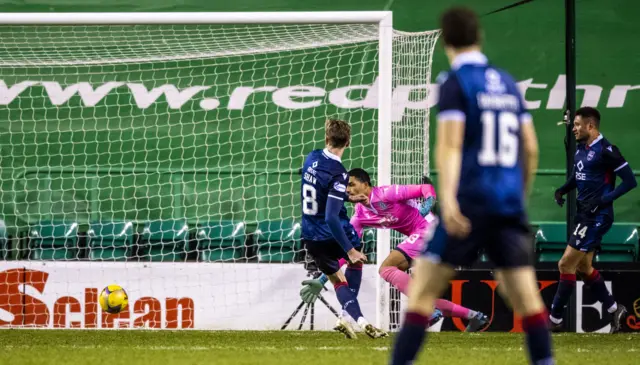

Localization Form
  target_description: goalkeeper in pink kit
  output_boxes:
[300,168,489,332]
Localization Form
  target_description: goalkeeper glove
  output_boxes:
[419,196,436,217]
[300,279,324,304]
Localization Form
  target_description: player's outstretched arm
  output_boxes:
[520,116,539,200]
[379,184,436,203]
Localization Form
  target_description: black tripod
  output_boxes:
[281,271,341,330]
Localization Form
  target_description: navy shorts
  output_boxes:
[423,215,534,268]
[303,239,362,275]
[569,214,613,252]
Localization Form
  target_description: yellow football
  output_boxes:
[99,284,129,314]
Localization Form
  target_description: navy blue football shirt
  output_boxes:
[301,149,359,244]
[574,134,627,217]
[437,51,530,217]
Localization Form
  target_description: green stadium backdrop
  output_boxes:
[0,0,638,231]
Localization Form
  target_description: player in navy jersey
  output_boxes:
[301,118,388,339]
[390,7,555,365]
[550,107,636,332]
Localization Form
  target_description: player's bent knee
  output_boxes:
[557,256,577,274]
[576,262,593,276]
[327,270,347,285]
[379,250,409,272]
[378,263,390,274]
[379,266,396,283]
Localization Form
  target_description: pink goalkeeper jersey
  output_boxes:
[350,184,436,238]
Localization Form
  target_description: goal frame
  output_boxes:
[0,11,394,331]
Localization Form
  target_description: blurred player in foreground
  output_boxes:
[550,107,636,332]
[390,7,554,365]
[300,169,489,332]
[300,119,387,339]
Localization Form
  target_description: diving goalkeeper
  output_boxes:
[300,169,489,332]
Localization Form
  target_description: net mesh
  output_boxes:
[389,29,440,329]
[0,22,439,329]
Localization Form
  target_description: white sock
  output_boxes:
[607,302,618,314]
[357,317,369,328]
[549,315,563,325]
[467,310,478,319]
[341,310,353,321]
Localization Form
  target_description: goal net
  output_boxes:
[0,13,439,330]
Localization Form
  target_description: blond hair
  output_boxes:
[325,119,351,148]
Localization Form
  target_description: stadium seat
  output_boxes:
[534,223,567,262]
[535,223,639,263]
[538,252,564,263]
[88,221,134,261]
[197,221,246,262]
[596,224,639,263]
[28,222,79,260]
[142,220,189,262]
[256,220,300,263]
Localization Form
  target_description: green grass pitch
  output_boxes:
[1,330,639,364]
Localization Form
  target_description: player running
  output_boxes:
[550,106,637,333]
[390,7,554,365]
[300,168,489,331]
[300,118,387,340]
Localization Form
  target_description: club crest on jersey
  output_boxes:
[376,202,388,210]
[333,182,346,193]
[485,69,506,94]
[587,150,595,161]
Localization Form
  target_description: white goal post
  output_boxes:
[0,12,439,331]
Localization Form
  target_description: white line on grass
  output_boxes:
[4,344,640,353]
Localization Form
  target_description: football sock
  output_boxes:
[391,311,430,365]
[523,311,555,364]
[379,266,410,295]
[345,262,363,296]
[550,273,576,321]
[584,269,616,312]
[334,282,364,321]
[434,298,475,319]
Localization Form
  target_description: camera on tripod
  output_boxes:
[280,247,340,330]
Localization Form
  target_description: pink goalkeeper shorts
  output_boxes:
[395,214,436,259]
